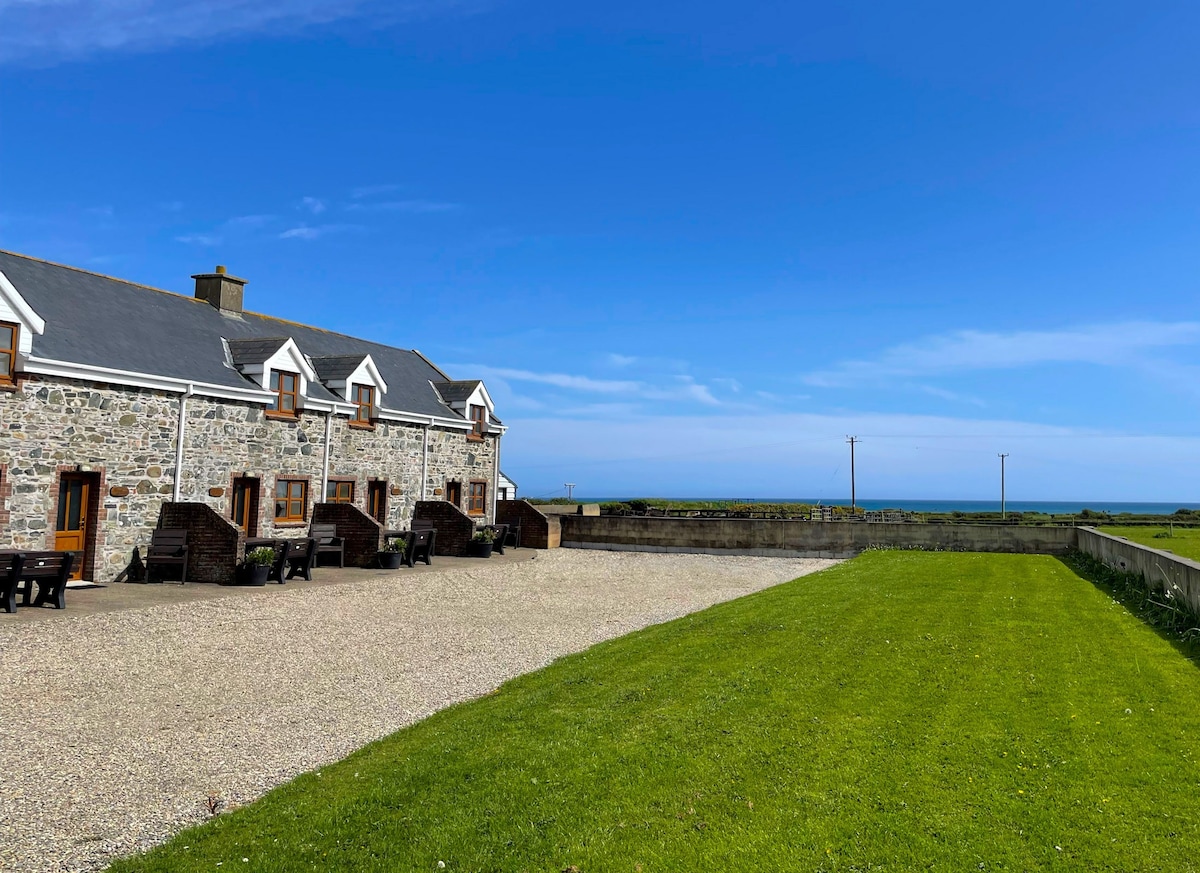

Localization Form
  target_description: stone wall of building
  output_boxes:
[0,375,181,581]
[0,374,500,582]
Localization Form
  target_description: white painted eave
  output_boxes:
[24,356,275,402]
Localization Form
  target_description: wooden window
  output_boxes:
[274,478,308,522]
[326,480,354,504]
[0,321,17,386]
[269,370,300,417]
[352,384,375,427]
[468,480,487,516]
[469,404,486,440]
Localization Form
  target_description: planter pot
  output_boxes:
[467,541,494,559]
[243,564,270,586]
[378,551,405,570]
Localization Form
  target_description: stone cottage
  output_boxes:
[0,250,505,582]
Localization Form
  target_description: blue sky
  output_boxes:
[3,1,1200,502]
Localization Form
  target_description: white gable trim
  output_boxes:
[0,269,47,356]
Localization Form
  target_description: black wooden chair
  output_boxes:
[503,521,522,549]
[16,551,75,610]
[309,523,344,568]
[409,529,435,566]
[284,538,318,581]
[411,518,436,532]
[1,552,26,614]
[146,528,189,584]
[484,524,509,556]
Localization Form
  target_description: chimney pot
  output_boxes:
[216,265,227,274]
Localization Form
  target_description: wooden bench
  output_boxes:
[284,538,318,581]
[1,552,26,614]
[15,551,75,610]
[146,528,189,584]
[503,520,522,549]
[309,523,344,568]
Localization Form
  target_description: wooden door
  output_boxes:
[368,481,387,524]
[446,481,462,508]
[231,477,258,535]
[55,474,91,580]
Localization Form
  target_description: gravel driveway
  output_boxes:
[0,549,836,872]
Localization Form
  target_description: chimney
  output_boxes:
[192,265,247,315]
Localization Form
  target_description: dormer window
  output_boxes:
[0,321,17,386]
[352,385,375,428]
[469,404,486,440]
[270,370,300,418]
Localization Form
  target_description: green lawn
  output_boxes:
[110,552,1200,872]
[1101,525,1200,562]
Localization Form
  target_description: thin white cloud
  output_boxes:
[469,366,642,394]
[805,321,1200,387]
[456,364,723,408]
[351,183,403,199]
[174,233,221,246]
[917,384,986,407]
[299,196,326,215]
[174,213,275,246]
[278,223,356,240]
[345,199,460,214]
[712,377,742,393]
[606,353,637,368]
[0,0,478,64]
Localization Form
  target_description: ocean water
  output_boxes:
[579,498,1200,515]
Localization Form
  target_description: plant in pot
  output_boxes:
[378,536,408,570]
[243,546,277,586]
[467,527,496,558]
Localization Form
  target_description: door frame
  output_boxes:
[52,469,102,581]
[230,475,260,537]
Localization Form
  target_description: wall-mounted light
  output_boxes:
[433,487,444,496]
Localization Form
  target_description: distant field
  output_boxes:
[1101,525,1200,562]
[111,552,1200,872]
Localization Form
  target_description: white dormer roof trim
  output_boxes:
[0,269,48,356]
[262,338,319,384]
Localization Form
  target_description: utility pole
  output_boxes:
[998,453,1008,520]
[564,483,576,501]
[846,436,858,510]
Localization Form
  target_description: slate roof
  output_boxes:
[226,337,289,366]
[432,380,482,404]
[310,355,368,381]
[0,250,466,421]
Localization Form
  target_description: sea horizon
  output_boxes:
[576,497,1200,515]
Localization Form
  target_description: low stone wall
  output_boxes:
[559,515,1079,558]
[496,500,561,549]
[157,502,243,584]
[1077,527,1200,617]
[413,500,476,556]
[311,503,384,568]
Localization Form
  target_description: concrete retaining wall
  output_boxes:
[559,515,1079,558]
[1077,527,1200,617]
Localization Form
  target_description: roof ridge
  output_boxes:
[0,248,201,301]
[0,249,442,370]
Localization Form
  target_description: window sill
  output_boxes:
[265,411,300,422]
[466,434,485,442]
[348,421,376,431]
